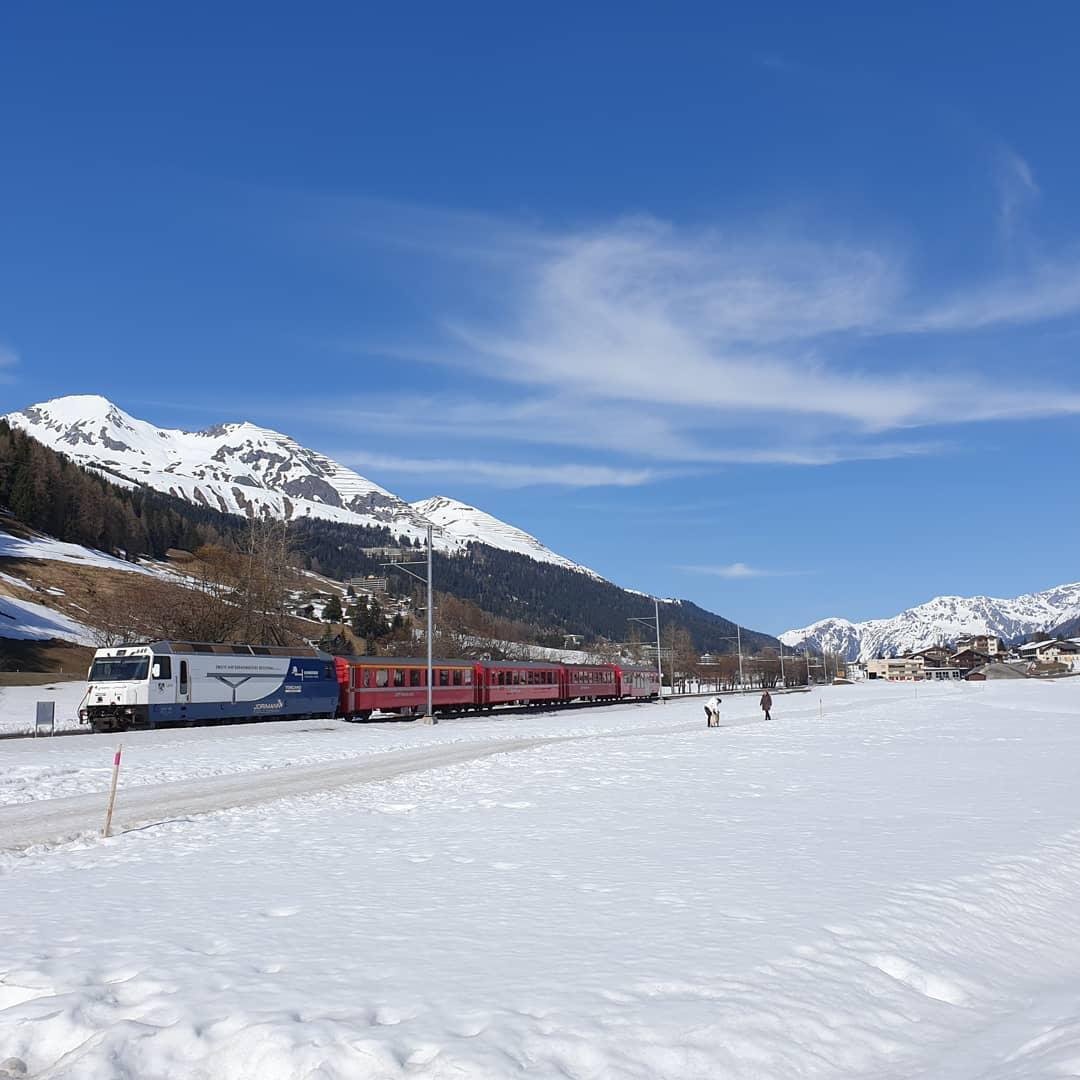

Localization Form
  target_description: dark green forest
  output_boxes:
[0,422,779,654]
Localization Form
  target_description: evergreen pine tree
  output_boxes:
[322,593,343,623]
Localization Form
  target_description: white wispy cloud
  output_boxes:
[336,451,658,488]
[996,146,1040,239]
[0,344,18,382]
[296,395,944,465]
[304,172,1080,482]
[440,216,1080,431]
[678,563,808,579]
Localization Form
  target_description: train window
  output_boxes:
[464,670,473,685]
[393,669,405,687]
[439,669,450,686]
[179,660,188,695]
[410,669,422,687]
[452,669,463,686]
[376,669,388,688]
[151,656,171,679]
[497,671,505,686]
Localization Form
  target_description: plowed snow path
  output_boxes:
[0,721,704,849]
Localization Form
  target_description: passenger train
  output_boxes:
[79,641,661,732]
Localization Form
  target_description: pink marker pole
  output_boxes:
[102,743,124,838]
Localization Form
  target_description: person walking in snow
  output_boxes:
[759,689,773,722]
[705,694,721,727]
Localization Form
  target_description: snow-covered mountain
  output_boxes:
[412,496,601,578]
[781,584,1080,661]
[6,395,436,540]
[4,397,602,575]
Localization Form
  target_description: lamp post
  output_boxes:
[382,524,436,723]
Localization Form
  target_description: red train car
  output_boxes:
[335,656,476,720]
[334,656,659,720]
[616,665,661,699]
[477,660,563,710]
[562,663,620,701]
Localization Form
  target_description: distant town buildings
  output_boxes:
[866,656,925,681]
[866,634,1080,680]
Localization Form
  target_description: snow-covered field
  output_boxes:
[3,680,1080,1078]
[0,682,87,736]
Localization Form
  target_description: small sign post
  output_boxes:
[34,701,55,737]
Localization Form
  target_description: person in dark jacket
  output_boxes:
[759,690,773,722]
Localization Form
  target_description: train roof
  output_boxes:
[337,656,478,667]
[334,656,616,670]
[100,641,330,659]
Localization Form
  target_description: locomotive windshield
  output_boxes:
[89,657,150,682]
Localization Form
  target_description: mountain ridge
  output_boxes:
[8,397,605,579]
[781,583,1080,661]
[411,495,601,579]
[4,395,627,589]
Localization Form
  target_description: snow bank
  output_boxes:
[0,531,148,574]
[3,680,1080,1078]
[0,592,98,646]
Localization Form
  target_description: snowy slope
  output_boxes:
[0,530,153,574]
[0,592,98,646]
[782,582,1080,661]
[6,681,1080,1079]
[5,396,437,544]
[5,398,607,579]
[411,495,601,577]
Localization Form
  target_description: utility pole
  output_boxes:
[628,599,665,703]
[779,644,786,687]
[737,624,744,689]
[655,597,663,700]
[669,621,677,697]
[425,523,433,723]
[381,523,436,724]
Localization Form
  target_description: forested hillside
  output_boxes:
[292,523,779,655]
[0,418,241,558]
[0,423,779,655]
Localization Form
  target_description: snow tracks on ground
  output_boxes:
[0,718,705,850]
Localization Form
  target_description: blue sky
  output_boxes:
[2,2,1079,635]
